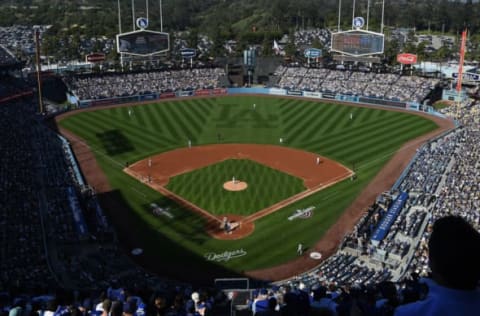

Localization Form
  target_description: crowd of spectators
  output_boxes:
[0,25,116,66]
[293,29,330,49]
[264,100,480,315]
[65,68,226,100]
[0,70,212,294]
[274,65,439,103]
[0,25,49,56]
[0,76,28,100]
[2,62,480,315]
[405,104,480,278]
[0,283,229,316]
[0,99,57,288]
[0,99,183,292]
[247,214,480,316]
[173,33,213,59]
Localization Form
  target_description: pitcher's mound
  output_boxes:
[223,180,248,191]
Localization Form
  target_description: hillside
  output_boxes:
[0,0,479,37]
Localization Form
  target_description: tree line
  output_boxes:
[1,0,479,35]
[1,0,480,62]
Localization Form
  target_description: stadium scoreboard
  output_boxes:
[116,30,170,56]
[331,30,384,57]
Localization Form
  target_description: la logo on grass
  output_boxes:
[215,105,277,128]
[204,249,247,262]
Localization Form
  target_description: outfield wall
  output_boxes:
[76,87,429,115]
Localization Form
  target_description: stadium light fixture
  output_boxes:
[117,0,122,34]
[146,0,149,22]
[366,0,370,30]
[132,0,135,31]
[338,0,342,31]
[337,0,385,33]
[352,0,356,29]
[381,0,385,34]
[159,0,163,32]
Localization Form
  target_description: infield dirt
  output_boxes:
[124,144,353,240]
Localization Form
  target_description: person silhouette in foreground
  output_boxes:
[394,215,480,316]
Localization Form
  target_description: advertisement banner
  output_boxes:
[195,89,211,96]
[180,48,196,59]
[176,91,194,97]
[303,91,323,99]
[452,72,480,82]
[286,90,303,96]
[85,52,106,63]
[359,97,406,108]
[269,88,287,96]
[322,92,336,99]
[397,53,418,65]
[160,92,176,99]
[371,192,408,244]
[91,99,115,106]
[212,88,228,95]
[140,94,156,101]
[91,96,140,106]
[407,102,420,110]
[79,100,92,108]
[304,48,323,59]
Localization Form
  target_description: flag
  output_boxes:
[273,40,281,55]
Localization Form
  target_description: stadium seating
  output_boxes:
[1,63,480,316]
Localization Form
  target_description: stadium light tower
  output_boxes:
[116,0,170,69]
[132,0,135,31]
[117,0,122,34]
[352,0,356,29]
[332,0,385,65]
[381,0,385,34]
[337,0,385,32]
[366,0,370,30]
[117,0,164,33]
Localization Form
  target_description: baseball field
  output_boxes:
[58,95,440,282]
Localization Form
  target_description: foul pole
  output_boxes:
[34,27,44,114]
[456,30,467,92]
[456,29,467,118]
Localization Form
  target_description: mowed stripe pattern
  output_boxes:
[61,97,435,170]
[166,159,305,216]
[59,96,439,273]
[279,101,436,166]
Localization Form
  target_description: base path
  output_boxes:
[126,144,353,240]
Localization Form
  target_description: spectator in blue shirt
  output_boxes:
[395,216,480,316]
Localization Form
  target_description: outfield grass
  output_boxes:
[166,159,305,216]
[59,96,438,273]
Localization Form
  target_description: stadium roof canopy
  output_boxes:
[414,61,477,78]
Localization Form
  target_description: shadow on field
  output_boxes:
[98,189,249,285]
[143,198,209,245]
[96,130,135,155]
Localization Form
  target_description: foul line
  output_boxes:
[243,170,354,223]
[124,166,354,228]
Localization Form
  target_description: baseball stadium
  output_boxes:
[56,94,445,283]
[1,0,480,315]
